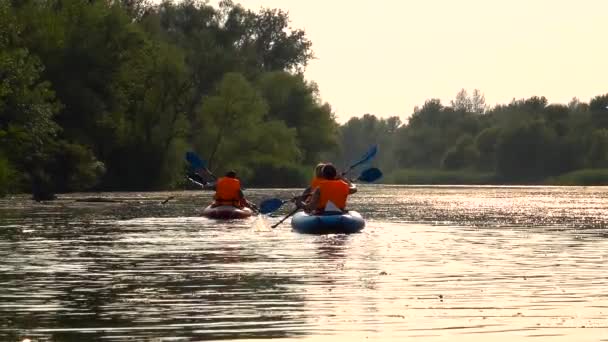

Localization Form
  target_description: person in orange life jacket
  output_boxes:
[209,170,249,208]
[304,163,357,214]
[296,163,325,205]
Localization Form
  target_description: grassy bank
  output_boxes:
[545,169,608,186]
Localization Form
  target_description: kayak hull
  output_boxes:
[202,205,254,219]
[291,211,365,234]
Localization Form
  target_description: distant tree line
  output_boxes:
[0,0,336,199]
[333,89,608,185]
[2,0,607,200]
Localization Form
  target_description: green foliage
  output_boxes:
[257,71,337,164]
[0,155,16,197]
[587,129,608,168]
[589,94,608,128]
[474,127,500,171]
[246,158,308,187]
[495,121,555,180]
[344,89,608,185]
[1,0,328,195]
[4,0,608,192]
[48,142,105,192]
[331,114,400,172]
[441,134,479,170]
[0,0,104,198]
[547,169,608,186]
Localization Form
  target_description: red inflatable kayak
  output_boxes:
[201,205,254,219]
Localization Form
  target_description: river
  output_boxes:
[1,185,607,341]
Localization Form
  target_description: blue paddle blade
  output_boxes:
[259,198,285,214]
[185,151,206,170]
[357,168,383,183]
[349,145,378,170]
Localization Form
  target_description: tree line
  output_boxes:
[0,0,336,199]
[333,89,608,185]
[2,0,607,200]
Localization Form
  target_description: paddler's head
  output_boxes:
[225,170,237,178]
[314,163,325,178]
[321,164,337,180]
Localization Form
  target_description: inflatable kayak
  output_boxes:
[291,211,365,234]
[202,205,254,219]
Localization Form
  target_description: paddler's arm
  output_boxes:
[340,175,357,194]
[303,188,320,212]
[348,183,357,194]
[204,181,216,191]
[296,186,313,202]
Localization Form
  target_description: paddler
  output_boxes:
[297,163,326,203]
[209,170,255,210]
[303,163,357,214]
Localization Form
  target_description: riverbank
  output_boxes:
[383,168,608,186]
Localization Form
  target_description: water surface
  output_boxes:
[1,185,607,341]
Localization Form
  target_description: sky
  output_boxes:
[211,0,608,122]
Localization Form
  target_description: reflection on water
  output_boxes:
[0,186,607,341]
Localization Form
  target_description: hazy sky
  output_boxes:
[211,0,607,122]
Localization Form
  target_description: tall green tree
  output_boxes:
[0,1,102,198]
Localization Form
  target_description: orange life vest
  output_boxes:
[317,179,350,211]
[214,177,242,206]
[310,177,324,190]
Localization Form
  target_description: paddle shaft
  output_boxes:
[272,207,300,228]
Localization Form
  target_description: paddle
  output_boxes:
[356,167,383,183]
[271,207,300,229]
[258,167,383,215]
[165,152,212,204]
[186,174,208,189]
[185,151,217,180]
[259,198,287,215]
[342,145,378,176]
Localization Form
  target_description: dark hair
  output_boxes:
[321,163,337,179]
[225,170,237,178]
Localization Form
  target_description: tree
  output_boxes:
[257,71,336,164]
[451,89,473,112]
[587,129,608,168]
[475,127,500,171]
[0,1,103,198]
[495,121,557,180]
[451,89,487,114]
[590,94,608,129]
[470,89,487,114]
[441,134,479,170]
[193,72,301,181]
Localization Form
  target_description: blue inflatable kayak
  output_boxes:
[291,211,365,234]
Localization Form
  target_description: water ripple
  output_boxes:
[0,186,607,341]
